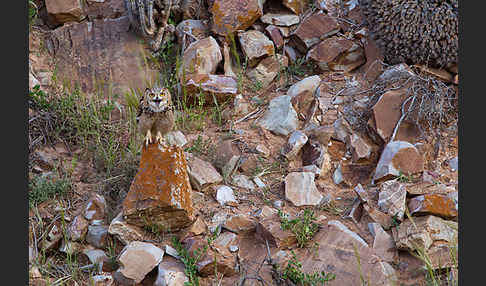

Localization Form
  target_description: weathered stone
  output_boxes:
[84,193,107,222]
[305,125,334,146]
[300,220,398,285]
[378,180,407,221]
[184,74,238,105]
[238,30,275,67]
[222,42,237,78]
[41,224,62,251]
[84,0,126,20]
[164,245,181,259]
[175,20,209,49]
[408,194,458,218]
[257,95,298,136]
[86,225,109,249]
[154,256,189,286]
[406,182,456,196]
[59,240,83,255]
[357,35,385,83]
[255,144,270,158]
[371,89,411,142]
[254,205,278,219]
[82,248,110,272]
[223,214,256,233]
[165,131,188,148]
[363,203,393,229]
[333,117,352,142]
[307,36,365,72]
[285,172,323,206]
[340,162,375,187]
[253,176,266,188]
[222,155,241,179]
[91,273,114,286]
[185,153,223,191]
[287,75,321,99]
[373,141,424,183]
[122,144,194,232]
[291,12,340,53]
[302,139,332,177]
[284,45,299,63]
[178,36,222,78]
[368,223,397,263]
[394,216,457,269]
[214,140,242,171]
[265,25,285,49]
[232,174,256,190]
[261,13,300,26]
[117,241,164,284]
[415,65,453,83]
[67,215,89,241]
[345,199,363,224]
[349,133,372,161]
[108,212,144,245]
[45,0,85,24]
[46,17,157,95]
[246,54,288,87]
[448,156,458,172]
[210,0,263,36]
[283,0,308,15]
[255,215,296,248]
[281,130,308,160]
[216,185,238,206]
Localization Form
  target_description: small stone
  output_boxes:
[261,13,300,26]
[91,274,114,286]
[333,163,343,185]
[223,214,256,233]
[82,248,109,270]
[178,36,222,78]
[253,176,266,188]
[229,245,239,252]
[408,194,458,218]
[257,95,298,136]
[344,199,362,224]
[255,215,296,248]
[184,74,238,105]
[86,225,109,249]
[265,25,285,49]
[232,174,256,190]
[180,216,207,240]
[165,131,188,147]
[108,212,144,245]
[368,223,397,263]
[255,144,270,158]
[448,157,458,172]
[84,193,107,222]
[287,75,321,98]
[378,180,407,221]
[373,141,424,183]
[406,182,456,196]
[222,155,241,179]
[254,205,278,219]
[349,133,372,161]
[117,241,164,284]
[67,215,89,241]
[333,117,352,142]
[186,153,223,191]
[59,240,83,255]
[165,245,181,259]
[283,0,308,15]
[281,130,308,160]
[363,203,393,229]
[154,256,189,286]
[285,172,323,206]
[290,12,340,53]
[238,30,275,67]
[307,36,365,72]
[41,224,62,251]
[216,185,238,206]
[273,200,284,209]
[246,54,288,88]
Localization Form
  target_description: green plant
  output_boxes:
[282,250,336,285]
[184,135,214,156]
[28,0,38,27]
[250,79,263,92]
[286,56,312,79]
[278,209,319,248]
[28,173,71,209]
[172,236,208,286]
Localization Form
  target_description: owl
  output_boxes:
[136,86,175,147]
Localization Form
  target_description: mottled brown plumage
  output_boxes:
[137,86,175,146]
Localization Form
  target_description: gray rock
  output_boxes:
[178,36,222,78]
[285,172,323,206]
[349,133,372,161]
[86,225,109,249]
[253,176,266,188]
[186,153,223,191]
[286,75,321,98]
[333,163,343,185]
[281,130,308,160]
[378,180,407,221]
[164,245,181,259]
[154,256,189,286]
[273,200,284,209]
[448,156,458,172]
[232,174,256,190]
[368,223,397,263]
[238,30,275,67]
[261,13,300,26]
[175,19,209,48]
[257,95,298,136]
[216,185,237,206]
[165,131,188,147]
[373,141,424,183]
[117,241,164,284]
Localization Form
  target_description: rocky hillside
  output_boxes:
[29,0,458,285]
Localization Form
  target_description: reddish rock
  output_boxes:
[307,36,364,72]
[408,194,458,218]
[67,215,89,241]
[122,144,194,232]
[265,25,285,49]
[238,30,275,67]
[255,215,296,249]
[285,172,323,206]
[108,212,145,245]
[368,223,398,263]
[46,17,157,95]
[175,20,210,49]
[213,140,242,171]
[406,182,457,196]
[117,241,164,284]
[184,74,238,105]
[371,89,411,142]
[178,36,222,79]
[357,36,385,83]
[210,0,262,36]
[373,141,424,183]
[283,0,308,15]
[290,12,340,53]
[84,193,107,223]
[415,65,453,83]
[363,203,393,230]
[84,0,126,20]
[340,162,375,187]
[349,133,372,161]
[378,180,407,220]
[45,0,85,24]
[223,214,256,234]
[185,153,223,191]
[246,54,288,87]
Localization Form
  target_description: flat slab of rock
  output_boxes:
[232,174,256,190]
[257,95,298,136]
[408,194,458,218]
[261,13,300,26]
[368,223,397,263]
[349,133,372,161]
[122,144,194,231]
[255,215,296,248]
[117,241,164,284]
[378,180,407,221]
[108,212,144,245]
[285,172,323,206]
[290,12,340,53]
[307,36,365,72]
[223,214,256,233]
[238,30,275,67]
[86,225,108,248]
[246,54,288,87]
[287,75,321,98]
[186,153,223,191]
[184,74,238,105]
[210,0,262,36]
[371,89,411,142]
[406,182,457,196]
[265,25,285,49]
[178,36,222,79]
[300,220,397,285]
[373,141,424,183]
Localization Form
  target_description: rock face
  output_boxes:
[378,180,407,221]
[246,54,288,87]
[291,12,340,53]
[408,194,458,218]
[122,144,194,232]
[238,30,275,67]
[307,36,365,72]
[394,215,458,269]
[285,172,323,206]
[154,256,189,286]
[257,95,298,136]
[46,16,157,95]
[373,141,424,182]
[210,0,263,36]
[178,36,222,79]
[186,153,223,191]
[117,241,164,284]
[261,13,300,26]
[300,220,397,285]
[45,0,86,24]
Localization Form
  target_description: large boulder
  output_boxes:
[210,0,263,36]
[122,144,195,232]
[45,0,86,25]
[178,36,222,79]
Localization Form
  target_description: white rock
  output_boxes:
[287,75,321,98]
[216,185,237,206]
[285,172,323,206]
[165,131,188,147]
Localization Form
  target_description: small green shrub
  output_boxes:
[172,237,208,286]
[278,209,319,248]
[29,174,71,208]
[282,250,336,285]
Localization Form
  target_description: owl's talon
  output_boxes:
[145,130,153,147]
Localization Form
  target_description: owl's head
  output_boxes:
[145,86,172,112]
